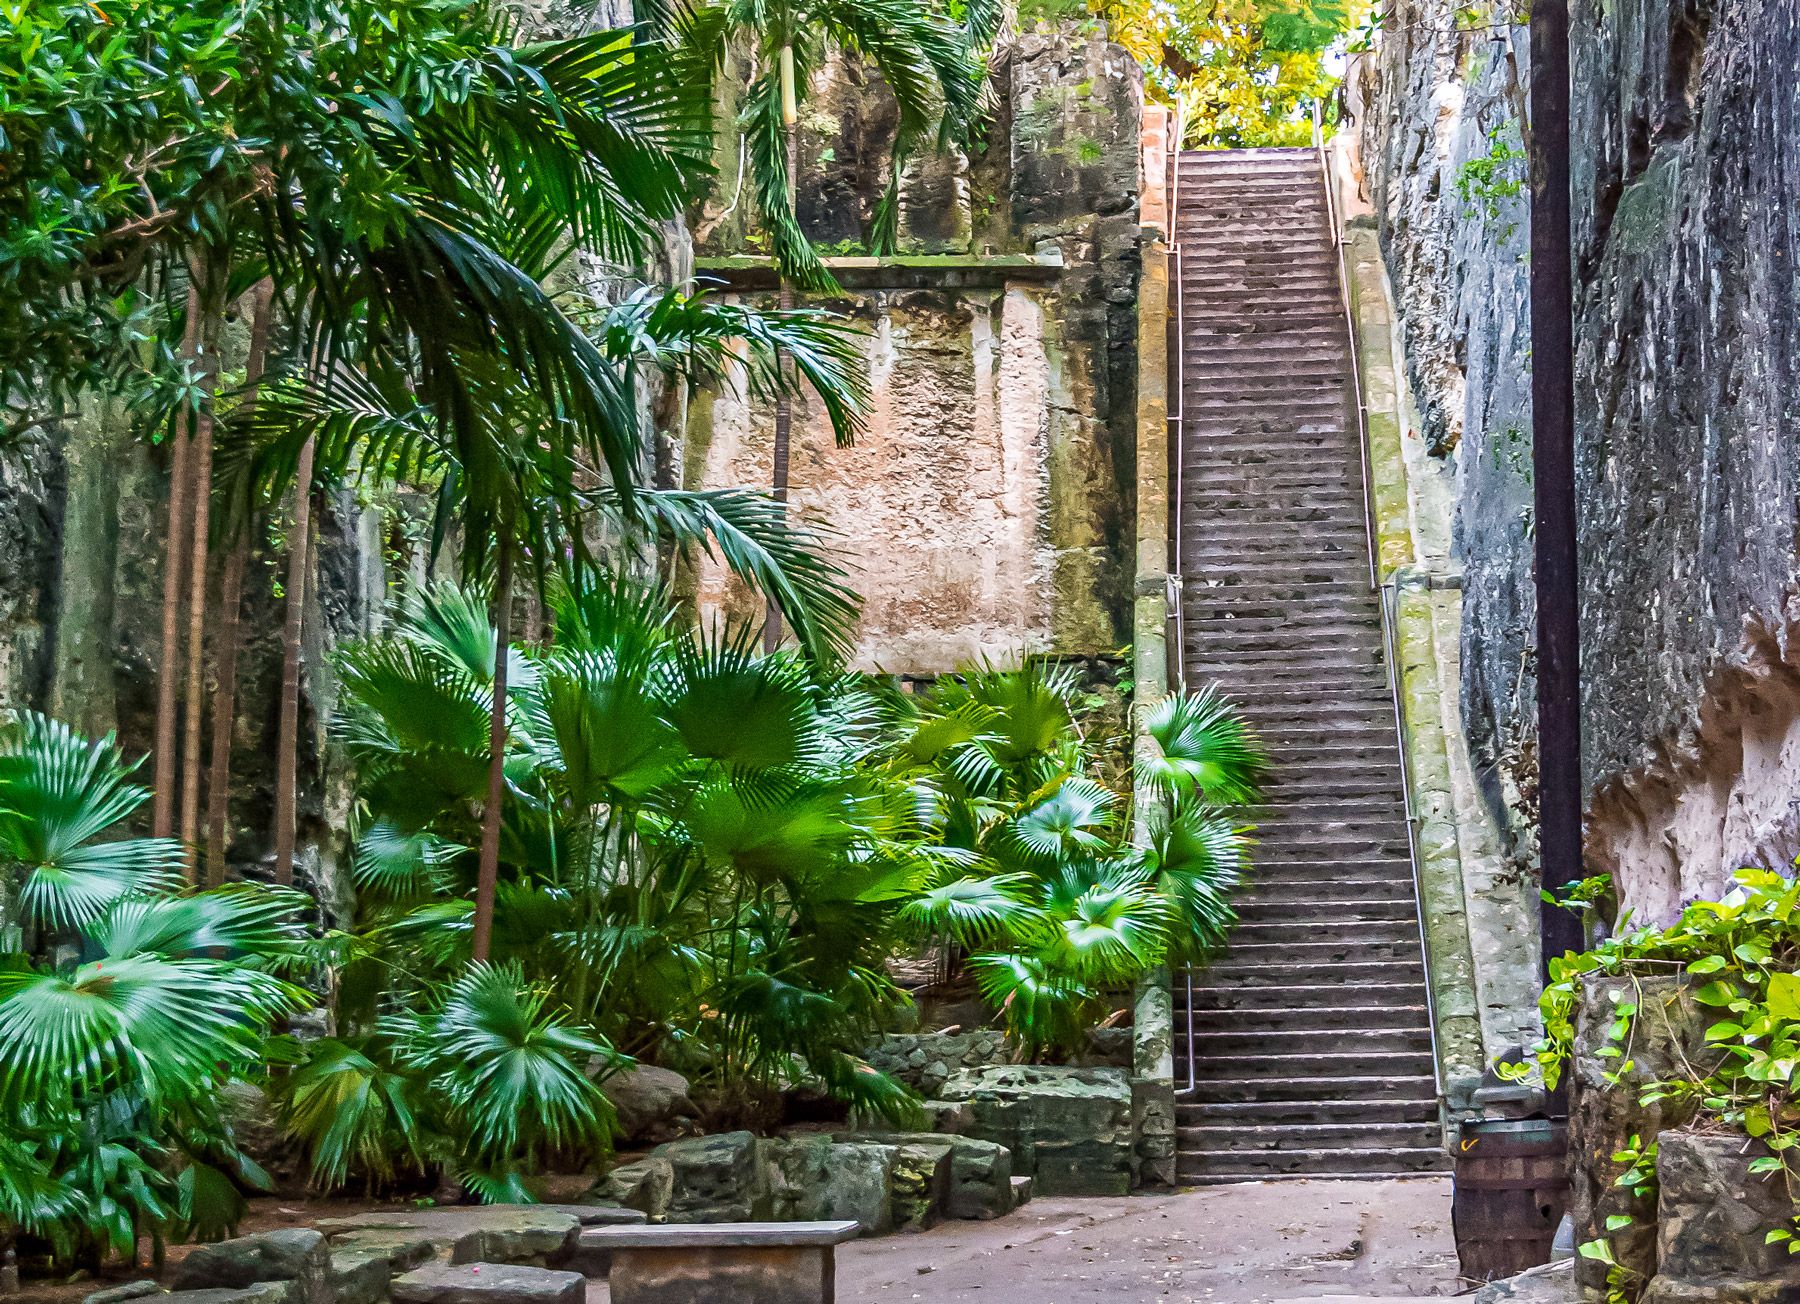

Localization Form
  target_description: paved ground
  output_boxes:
[834,1178,1462,1304]
[578,1177,1461,1304]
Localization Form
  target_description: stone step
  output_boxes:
[1176,1146,1449,1182]
[1178,1072,1438,1104]
[1176,1121,1443,1152]
[1177,341,1350,367]
[1197,961,1427,992]
[1182,1025,1431,1057]
[1237,879,1416,904]
[1218,932,1423,964]
[1182,981,1430,1013]
[1173,1000,1430,1032]
[1176,1097,1439,1126]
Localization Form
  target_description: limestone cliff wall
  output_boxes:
[1354,0,1800,920]
[685,24,1145,672]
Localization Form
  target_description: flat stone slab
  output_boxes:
[580,1221,860,1250]
[391,1263,583,1304]
[318,1207,582,1266]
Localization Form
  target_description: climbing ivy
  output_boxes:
[1505,868,1800,1302]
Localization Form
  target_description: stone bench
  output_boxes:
[578,1221,860,1304]
[391,1263,584,1304]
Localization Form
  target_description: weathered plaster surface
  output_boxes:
[691,290,1058,672]
[687,25,1144,673]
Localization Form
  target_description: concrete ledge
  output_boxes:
[580,1222,860,1249]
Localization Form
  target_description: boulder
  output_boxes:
[390,1264,583,1304]
[937,1065,1133,1196]
[316,1207,581,1268]
[598,1158,674,1222]
[170,1229,329,1304]
[652,1132,769,1223]
[765,1136,894,1234]
[219,1079,302,1188]
[888,1143,952,1233]
[598,1067,697,1146]
[1639,1132,1800,1303]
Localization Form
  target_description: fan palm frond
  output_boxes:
[1140,684,1268,805]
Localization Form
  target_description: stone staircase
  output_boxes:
[1169,147,1446,1184]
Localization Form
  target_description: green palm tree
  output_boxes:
[680,0,995,646]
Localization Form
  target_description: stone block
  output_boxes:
[652,1131,769,1223]
[586,1223,858,1304]
[1639,1132,1800,1303]
[390,1264,582,1304]
[159,1288,294,1304]
[938,1065,1133,1196]
[171,1229,329,1304]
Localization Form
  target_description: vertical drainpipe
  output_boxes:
[1528,0,1586,983]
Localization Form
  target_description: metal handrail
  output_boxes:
[1168,100,1188,696]
[1313,101,1446,1104]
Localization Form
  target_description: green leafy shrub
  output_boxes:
[1507,868,1800,1300]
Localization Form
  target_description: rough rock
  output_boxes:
[651,1131,768,1223]
[316,1207,581,1268]
[887,1143,952,1233]
[1355,0,1800,917]
[937,1065,1132,1196]
[865,1030,1010,1096]
[838,1132,1015,1221]
[597,1158,674,1222]
[598,1066,697,1146]
[326,1249,393,1304]
[390,1264,583,1304]
[83,1281,161,1304]
[170,1229,329,1304]
[765,1136,894,1233]
[158,1288,294,1304]
[1567,975,1710,1296]
[1637,1131,1800,1303]
[220,1079,303,1189]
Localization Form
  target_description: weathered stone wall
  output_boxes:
[685,23,1145,672]
[1353,0,1800,921]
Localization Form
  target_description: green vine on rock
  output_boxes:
[1502,868,1800,1300]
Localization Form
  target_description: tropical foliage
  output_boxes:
[0,714,309,1262]
[1507,870,1800,1301]
[887,666,1264,1054]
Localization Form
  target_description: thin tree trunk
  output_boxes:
[471,539,514,964]
[272,436,316,887]
[204,280,274,887]
[178,309,221,873]
[152,285,203,836]
[764,52,801,654]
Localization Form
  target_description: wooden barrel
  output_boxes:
[1451,1118,1570,1281]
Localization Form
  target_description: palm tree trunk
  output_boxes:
[177,310,221,874]
[204,280,275,887]
[764,47,801,654]
[272,435,317,887]
[471,538,514,964]
[152,285,203,836]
